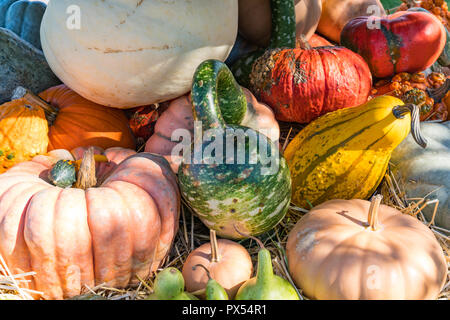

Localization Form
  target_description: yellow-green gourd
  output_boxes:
[284,95,427,208]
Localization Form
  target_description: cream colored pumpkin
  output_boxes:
[286,197,447,300]
[40,0,238,108]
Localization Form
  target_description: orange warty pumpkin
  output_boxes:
[0,98,49,173]
[286,196,447,300]
[18,85,136,151]
[0,147,180,299]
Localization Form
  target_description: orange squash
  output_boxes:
[286,196,447,300]
[0,98,49,173]
[16,85,136,151]
[0,147,179,299]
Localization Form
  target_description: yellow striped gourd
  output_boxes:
[284,95,426,209]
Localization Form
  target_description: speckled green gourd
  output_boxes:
[231,0,296,87]
[146,267,199,301]
[235,247,299,300]
[178,59,291,240]
[48,159,76,188]
[0,0,46,50]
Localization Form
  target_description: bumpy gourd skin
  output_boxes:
[178,60,291,239]
[284,95,414,209]
[235,249,299,300]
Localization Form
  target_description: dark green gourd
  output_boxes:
[0,0,46,50]
[178,59,291,240]
[235,234,299,300]
[231,0,296,87]
[48,160,76,188]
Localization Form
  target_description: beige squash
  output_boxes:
[286,196,447,300]
[40,0,238,108]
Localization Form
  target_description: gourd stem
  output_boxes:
[192,264,212,280]
[256,248,274,285]
[392,104,427,148]
[367,195,383,231]
[192,60,247,131]
[74,147,97,190]
[210,229,220,263]
[296,34,313,51]
[233,224,265,249]
[11,86,59,125]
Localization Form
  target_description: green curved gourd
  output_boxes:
[146,267,199,301]
[193,264,229,300]
[407,7,450,67]
[178,59,291,240]
[0,0,46,50]
[231,0,296,87]
[48,159,76,188]
[235,240,299,300]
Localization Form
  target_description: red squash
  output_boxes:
[307,33,333,47]
[249,39,372,123]
[340,11,446,78]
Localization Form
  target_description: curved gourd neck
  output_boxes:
[191,60,247,131]
[256,248,274,285]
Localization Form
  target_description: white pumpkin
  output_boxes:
[40,0,238,108]
[390,121,450,230]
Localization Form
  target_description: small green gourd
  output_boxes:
[147,267,199,301]
[48,159,76,188]
[192,264,229,300]
[234,230,299,300]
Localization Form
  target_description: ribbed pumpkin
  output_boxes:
[16,85,136,151]
[284,95,427,209]
[0,97,48,173]
[340,10,446,78]
[0,146,180,299]
[0,0,46,49]
[286,196,447,300]
[145,87,279,173]
[249,39,372,123]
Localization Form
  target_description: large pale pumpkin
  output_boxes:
[286,196,447,299]
[0,147,180,299]
[317,0,386,43]
[238,0,322,47]
[390,121,450,230]
[145,87,279,173]
[40,0,238,108]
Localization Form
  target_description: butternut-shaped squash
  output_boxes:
[284,95,427,208]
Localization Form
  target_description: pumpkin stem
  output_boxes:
[392,104,427,148]
[296,34,312,50]
[233,224,265,249]
[367,194,383,231]
[210,229,220,263]
[426,78,450,102]
[192,264,212,280]
[11,86,59,126]
[74,147,97,190]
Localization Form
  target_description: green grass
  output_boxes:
[380,0,450,10]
